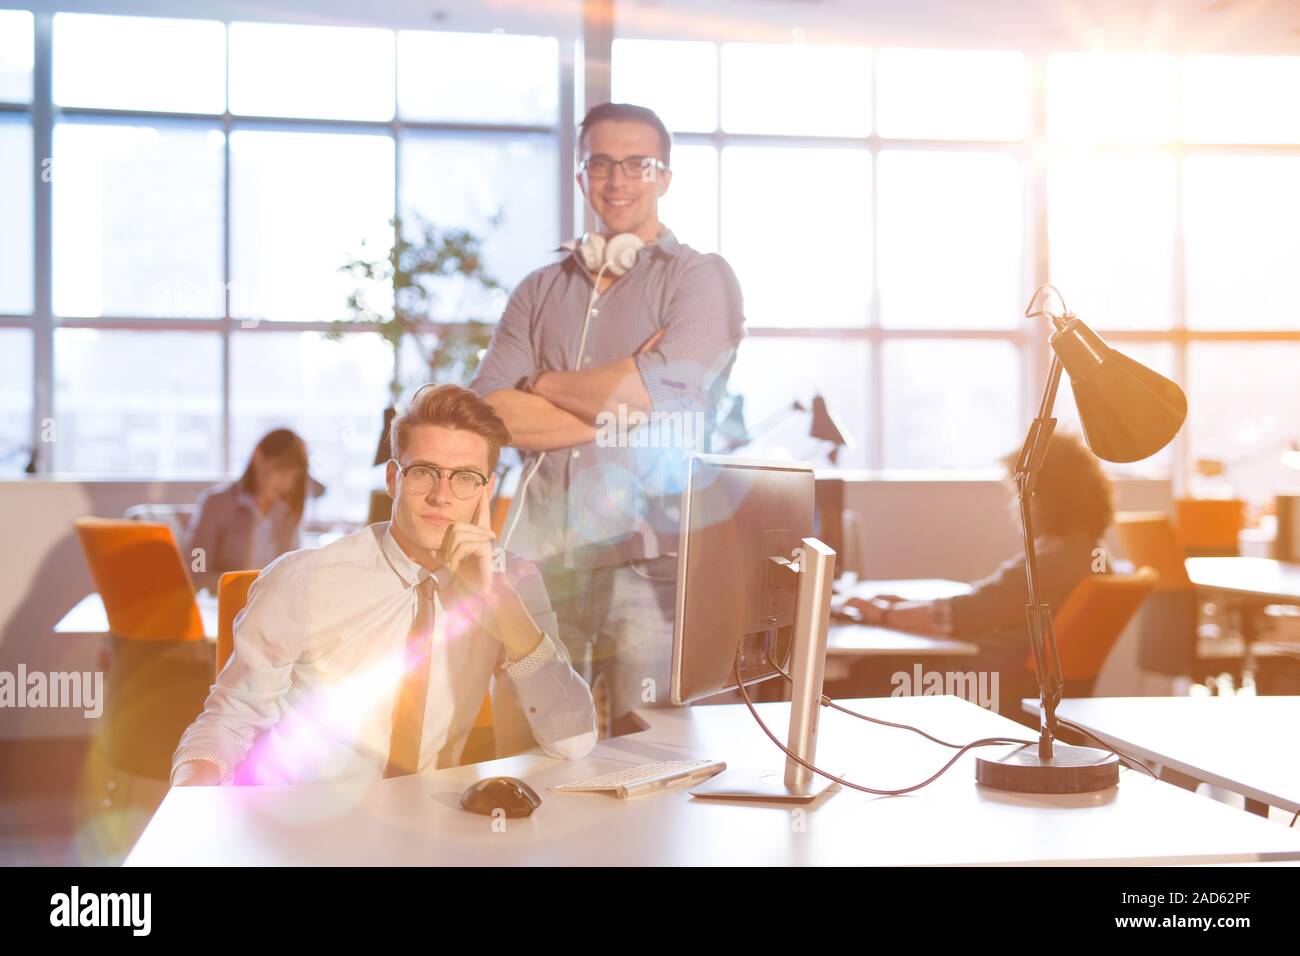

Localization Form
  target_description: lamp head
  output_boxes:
[1049,315,1187,463]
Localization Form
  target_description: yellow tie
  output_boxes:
[384,576,438,778]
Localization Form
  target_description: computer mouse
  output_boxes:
[459,776,542,817]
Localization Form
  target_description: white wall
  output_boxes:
[0,477,213,738]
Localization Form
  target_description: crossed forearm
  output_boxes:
[534,357,652,424]
[482,389,598,452]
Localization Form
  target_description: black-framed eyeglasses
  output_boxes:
[578,154,668,179]
[389,459,488,500]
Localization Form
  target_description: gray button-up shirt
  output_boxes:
[470,229,745,569]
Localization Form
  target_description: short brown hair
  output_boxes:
[390,384,512,471]
[578,102,672,166]
[1005,431,1115,540]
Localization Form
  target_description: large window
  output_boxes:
[614,40,1031,470]
[5,11,563,520]
[612,39,1300,498]
[8,10,1300,509]
[1048,51,1300,496]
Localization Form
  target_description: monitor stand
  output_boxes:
[690,536,838,804]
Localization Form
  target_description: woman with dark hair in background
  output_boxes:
[846,431,1115,707]
[185,429,310,593]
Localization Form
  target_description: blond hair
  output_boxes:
[390,384,512,471]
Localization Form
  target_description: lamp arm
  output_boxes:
[1014,352,1066,760]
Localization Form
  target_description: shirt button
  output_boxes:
[582,355,592,365]
[528,706,537,715]
[590,308,599,317]
[572,449,581,459]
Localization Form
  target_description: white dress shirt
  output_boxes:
[235,488,283,570]
[171,522,597,785]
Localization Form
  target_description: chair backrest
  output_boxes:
[473,689,493,729]
[1026,567,1158,682]
[74,517,204,642]
[1115,512,1192,589]
[490,496,512,539]
[1174,498,1244,556]
[216,570,260,676]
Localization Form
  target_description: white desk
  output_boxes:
[1029,696,1300,818]
[1186,558,1300,671]
[1186,557,1300,604]
[55,592,219,642]
[126,695,1300,866]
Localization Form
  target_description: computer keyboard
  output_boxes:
[552,759,727,799]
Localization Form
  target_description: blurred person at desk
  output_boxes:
[846,432,1114,671]
[185,428,310,594]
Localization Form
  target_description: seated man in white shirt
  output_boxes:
[171,384,598,786]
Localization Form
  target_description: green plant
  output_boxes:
[332,214,503,401]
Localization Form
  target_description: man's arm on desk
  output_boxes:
[848,597,952,636]
[171,557,305,786]
[491,556,597,761]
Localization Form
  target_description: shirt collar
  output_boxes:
[379,521,452,591]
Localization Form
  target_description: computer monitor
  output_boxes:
[671,453,837,803]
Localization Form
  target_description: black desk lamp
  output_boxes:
[976,285,1188,794]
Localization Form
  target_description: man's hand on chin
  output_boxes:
[438,488,498,598]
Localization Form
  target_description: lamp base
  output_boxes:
[976,742,1120,794]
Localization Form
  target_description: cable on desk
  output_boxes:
[763,650,1021,750]
[1053,716,1160,781]
[762,650,1159,783]
[734,658,1041,797]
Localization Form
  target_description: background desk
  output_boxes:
[1028,695,1300,819]
[1186,558,1300,678]
[54,592,219,642]
[1186,557,1300,604]
[127,695,1300,866]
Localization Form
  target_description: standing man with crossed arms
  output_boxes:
[471,102,745,734]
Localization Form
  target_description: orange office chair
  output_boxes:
[73,518,213,782]
[216,570,260,677]
[1115,512,1193,588]
[490,495,512,538]
[1174,498,1244,557]
[74,517,205,642]
[1016,568,1158,711]
[460,685,496,765]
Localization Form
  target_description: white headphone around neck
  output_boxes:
[573,231,644,277]
[500,231,646,552]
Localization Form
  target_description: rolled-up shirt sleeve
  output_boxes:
[945,536,1100,647]
[497,557,597,761]
[469,271,540,399]
[634,253,745,413]
[944,555,1031,641]
[170,554,307,784]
